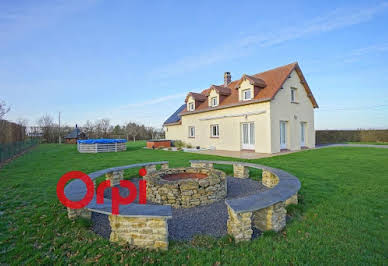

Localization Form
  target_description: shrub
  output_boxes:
[187,144,192,148]
[174,140,185,148]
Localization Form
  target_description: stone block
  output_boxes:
[285,193,298,206]
[262,170,279,188]
[108,215,169,250]
[233,164,249,179]
[252,202,286,232]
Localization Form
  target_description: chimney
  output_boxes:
[224,72,231,87]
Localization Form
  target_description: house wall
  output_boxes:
[269,70,315,153]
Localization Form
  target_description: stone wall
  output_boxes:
[226,206,252,242]
[105,170,124,186]
[109,215,169,250]
[233,164,249,178]
[145,167,226,208]
[252,202,286,232]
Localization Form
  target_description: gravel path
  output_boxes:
[91,177,267,241]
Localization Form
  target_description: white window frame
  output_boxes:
[242,89,252,101]
[210,124,219,138]
[188,102,195,111]
[188,126,195,138]
[211,97,218,107]
[291,88,297,103]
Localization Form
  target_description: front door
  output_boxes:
[280,121,287,150]
[300,122,306,147]
[241,122,255,150]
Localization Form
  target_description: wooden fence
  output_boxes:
[0,120,26,144]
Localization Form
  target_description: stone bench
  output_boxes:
[64,161,172,250]
[189,160,301,242]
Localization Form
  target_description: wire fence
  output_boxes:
[0,138,39,164]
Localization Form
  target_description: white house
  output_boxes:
[164,62,318,154]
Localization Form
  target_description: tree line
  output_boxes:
[0,99,164,144]
[36,115,164,143]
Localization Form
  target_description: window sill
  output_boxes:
[210,136,219,138]
[188,136,195,138]
[291,101,299,104]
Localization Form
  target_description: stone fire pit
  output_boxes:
[145,167,227,208]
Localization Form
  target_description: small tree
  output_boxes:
[37,115,55,143]
[0,100,10,119]
[126,122,140,142]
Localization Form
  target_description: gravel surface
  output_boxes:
[91,177,268,241]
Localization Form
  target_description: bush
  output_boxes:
[187,144,192,148]
[174,140,185,148]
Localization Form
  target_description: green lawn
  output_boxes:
[0,141,387,265]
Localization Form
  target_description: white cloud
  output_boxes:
[151,2,388,78]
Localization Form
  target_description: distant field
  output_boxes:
[0,141,387,264]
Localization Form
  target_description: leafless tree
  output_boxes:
[83,120,95,138]
[37,115,55,142]
[100,118,110,138]
[0,100,10,119]
[126,122,140,142]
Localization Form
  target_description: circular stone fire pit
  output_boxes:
[145,167,227,208]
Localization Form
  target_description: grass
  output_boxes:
[345,141,388,145]
[0,141,387,264]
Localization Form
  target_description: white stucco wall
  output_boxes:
[165,101,271,153]
[269,69,315,153]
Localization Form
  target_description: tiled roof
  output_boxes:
[164,62,318,125]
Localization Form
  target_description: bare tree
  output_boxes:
[83,120,95,138]
[100,118,110,138]
[126,122,140,142]
[37,115,55,142]
[0,100,10,119]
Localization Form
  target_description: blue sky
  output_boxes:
[1,0,387,129]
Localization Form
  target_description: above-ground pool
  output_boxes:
[77,139,127,153]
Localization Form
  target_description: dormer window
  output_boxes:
[211,97,218,107]
[242,89,252,101]
[188,102,195,111]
